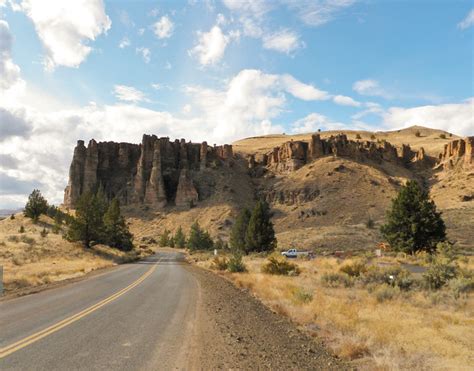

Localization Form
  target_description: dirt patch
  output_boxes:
[187,265,345,370]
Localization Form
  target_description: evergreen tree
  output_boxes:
[24,189,48,222]
[229,208,251,253]
[174,226,186,248]
[245,200,276,253]
[103,198,133,251]
[66,192,105,248]
[159,229,171,247]
[187,221,213,250]
[381,180,446,254]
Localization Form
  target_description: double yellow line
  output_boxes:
[0,260,159,359]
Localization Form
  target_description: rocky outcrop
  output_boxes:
[252,134,427,173]
[436,137,474,170]
[64,135,233,208]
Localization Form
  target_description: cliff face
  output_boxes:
[436,137,474,170]
[248,134,430,173]
[64,135,233,208]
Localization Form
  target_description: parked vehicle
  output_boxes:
[281,249,313,259]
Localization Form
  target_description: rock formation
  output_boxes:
[436,137,474,170]
[253,134,428,173]
[64,135,233,208]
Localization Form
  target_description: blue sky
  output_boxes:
[0,0,473,207]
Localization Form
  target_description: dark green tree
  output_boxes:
[66,192,105,248]
[381,180,446,254]
[229,208,251,253]
[245,200,276,253]
[187,221,214,251]
[24,189,48,222]
[103,198,133,251]
[174,226,186,248]
[159,229,171,247]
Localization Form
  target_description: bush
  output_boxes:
[292,287,313,304]
[423,261,458,290]
[10,214,15,220]
[40,228,48,238]
[19,226,25,233]
[262,256,300,276]
[321,272,353,288]
[20,235,36,245]
[366,217,375,229]
[448,277,474,299]
[361,266,414,291]
[415,130,421,137]
[356,134,362,139]
[374,284,399,302]
[340,261,367,277]
[211,256,229,271]
[439,133,446,139]
[227,253,247,273]
[159,229,171,247]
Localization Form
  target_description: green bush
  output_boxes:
[448,277,474,299]
[40,228,48,238]
[321,272,353,288]
[262,256,300,276]
[439,133,446,139]
[374,284,399,302]
[423,261,458,290]
[340,261,367,277]
[211,256,229,271]
[227,253,247,273]
[361,266,414,291]
[356,134,362,139]
[292,287,313,304]
[19,226,25,233]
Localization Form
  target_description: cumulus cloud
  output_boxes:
[332,94,361,107]
[0,20,21,89]
[353,79,390,98]
[136,47,151,63]
[153,15,174,39]
[118,37,130,48]
[0,107,31,141]
[189,25,232,66]
[458,9,474,29]
[383,98,474,136]
[262,29,303,54]
[113,85,147,103]
[290,112,347,134]
[280,74,330,101]
[20,0,111,71]
[0,154,19,169]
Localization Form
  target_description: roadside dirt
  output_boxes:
[186,265,345,370]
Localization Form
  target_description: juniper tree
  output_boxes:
[381,180,446,254]
[24,189,48,222]
[187,221,213,251]
[159,229,171,247]
[174,226,186,248]
[229,208,251,253]
[103,198,133,251]
[245,200,276,253]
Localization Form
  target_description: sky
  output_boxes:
[0,0,473,209]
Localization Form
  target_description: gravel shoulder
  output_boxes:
[186,265,345,370]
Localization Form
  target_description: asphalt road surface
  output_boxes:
[0,251,199,370]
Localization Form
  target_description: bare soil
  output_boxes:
[187,265,345,370]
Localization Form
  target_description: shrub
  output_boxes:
[159,229,171,247]
[361,266,414,290]
[448,277,474,299]
[439,133,446,139]
[370,134,376,140]
[423,261,458,290]
[8,235,20,243]
[415,130,421,137]
[340,261,367,277]
[227,253,247,273]
[356,134,362,139]
[374,284,399,302]
[10,214,15,220]
[292,287,313,304]
[19,226,25,233]
[366,217,375,229]
[262,256,300,276]
[40,228,48,237]
[20,235,36,245]
[321,272,353,287]
[211,256,229,271]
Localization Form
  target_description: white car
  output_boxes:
[281,249,311,258]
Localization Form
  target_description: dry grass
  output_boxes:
[0,213,156,294]
[200,254,474,369]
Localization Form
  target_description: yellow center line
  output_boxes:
[0,259,160,359]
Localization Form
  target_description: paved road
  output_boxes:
[0,251,199,370]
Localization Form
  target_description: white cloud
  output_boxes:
[280,74,330,101]
[0,20,21,89]
[351,102,383,119]
[284,0,356,27]
[189,26,230,66]
[458,9,474,29]
[383,99,474,136]
[20,0,111,71]
[222,0,271,19]
[118,37,130,48]
[136,47,151,63]
[151,83,161,90]
[182,104,192,114]
[332,94,361,107]
[113,85,147,103]
[152,15,173,39]
[262,29,303,54]
[353,79,390,98]
[137,27,145,36]
[291,112,347,134]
